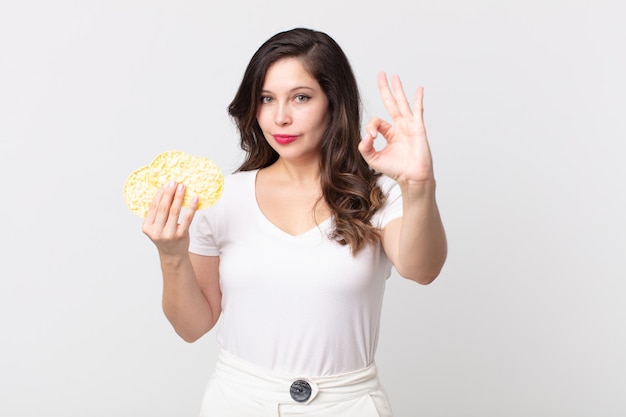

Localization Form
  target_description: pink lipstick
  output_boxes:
[273,134,297,145]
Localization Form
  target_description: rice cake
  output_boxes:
[123,150,223,217]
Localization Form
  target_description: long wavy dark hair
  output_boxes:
[228,28,386,255]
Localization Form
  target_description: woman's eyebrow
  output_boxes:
[260,86,316,94]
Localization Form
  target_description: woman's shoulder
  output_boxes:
[222,169,258,190]
[224,168,258,180]
[195,169,257,219]
[209,169,257,207]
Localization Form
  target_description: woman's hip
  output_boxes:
[199,349,393,417]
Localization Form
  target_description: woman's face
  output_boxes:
[256,57,330,163]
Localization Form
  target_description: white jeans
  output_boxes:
[199,349,393,417]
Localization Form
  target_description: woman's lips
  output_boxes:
[273,134,297,145]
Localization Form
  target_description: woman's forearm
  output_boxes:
[393,179,447,284]
[159,253,218,342]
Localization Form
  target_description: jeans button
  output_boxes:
[290,379,312,402]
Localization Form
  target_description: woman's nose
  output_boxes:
[274,103,292,126]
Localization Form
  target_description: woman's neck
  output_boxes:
[265,157,321,186]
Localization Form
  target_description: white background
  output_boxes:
[1,1,625,416]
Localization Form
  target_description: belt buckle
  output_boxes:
[289,379,312,403]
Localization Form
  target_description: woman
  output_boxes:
[142,28,447,416]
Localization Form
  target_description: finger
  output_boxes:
[164,183,186,231]
[151,181,178,227]
[178,195,198,231]
[390,74,413,117]
[414,86,427,132]
[365,116,393,140]
[144,187,164,225]
[377,72,401,120]
[358,130,377,163]
[414,86,424,117]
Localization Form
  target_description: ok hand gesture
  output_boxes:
[359,72,435,185]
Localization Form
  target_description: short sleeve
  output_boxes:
[188,209,220,256]
[373,175,403,229]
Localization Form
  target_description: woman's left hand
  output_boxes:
[359,72,434,184]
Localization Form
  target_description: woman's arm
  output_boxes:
[160,252,221,342]
[143,182,222,342]
[359,73,447,284]
[381,180,447,284]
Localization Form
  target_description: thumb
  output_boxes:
[358,130,378,164]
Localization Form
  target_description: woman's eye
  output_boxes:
[261,96,272,104]
[294,94,310,103]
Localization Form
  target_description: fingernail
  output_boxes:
[168,181,177,188]
[369,130,377,138]
[177,183,184,192]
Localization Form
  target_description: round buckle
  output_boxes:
[289,379,312,402]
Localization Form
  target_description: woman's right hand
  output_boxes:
[142,181,198,258]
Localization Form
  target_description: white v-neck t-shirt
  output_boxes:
[188,169,403,376]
